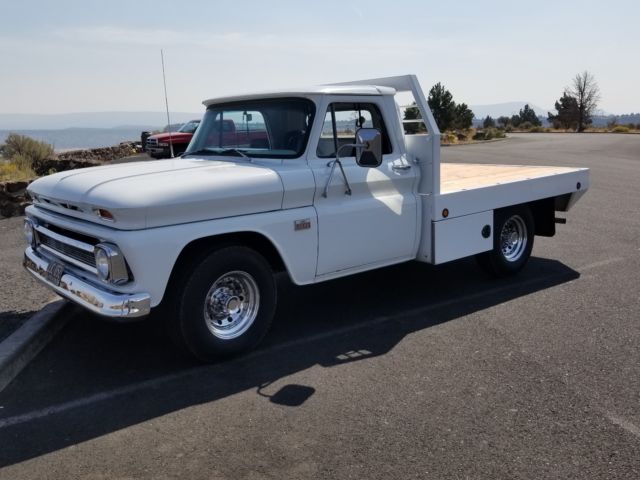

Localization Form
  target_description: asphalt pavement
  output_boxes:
[0,133,638,479]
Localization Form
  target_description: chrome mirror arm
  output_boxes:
[322,143,365,198]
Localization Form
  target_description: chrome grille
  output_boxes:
[34,224,98,272]
[146,138,158,147]
[38,232,96,266]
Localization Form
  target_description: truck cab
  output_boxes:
[23,75,589,361]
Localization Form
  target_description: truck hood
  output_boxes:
[27,158,284,230]
[149,132,193,143]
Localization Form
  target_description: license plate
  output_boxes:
[46,261,65,287]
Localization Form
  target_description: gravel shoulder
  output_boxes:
[0,217,55,339]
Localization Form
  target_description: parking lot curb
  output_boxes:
[0,299,68,393]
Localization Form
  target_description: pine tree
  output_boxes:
[483,116,496,128]
[548,93,579,130]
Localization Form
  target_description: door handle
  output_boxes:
[392,164,412,171]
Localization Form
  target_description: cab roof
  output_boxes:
[202,84,396,107]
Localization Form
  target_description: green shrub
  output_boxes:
[2,134,54,169]
[519,121,533,130]
[530,126,545,133]
[472,128,505,141]
[612,125,630,133]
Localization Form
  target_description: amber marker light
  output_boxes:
[96,209,115,221]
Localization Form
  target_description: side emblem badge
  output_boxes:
[294,219,311,231]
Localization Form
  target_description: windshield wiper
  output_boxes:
[182,148,218,157]
[183,148,251,160]
[218,148,251,160]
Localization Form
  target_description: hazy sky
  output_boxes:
[1,0,638,115]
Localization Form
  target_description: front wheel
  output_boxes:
[167,246,277,361]
[475,206,534,277]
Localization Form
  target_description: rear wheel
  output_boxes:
[167,246,276,361]
[476,206,534,277]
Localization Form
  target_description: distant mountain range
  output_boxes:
[1,104,631,131]
[0,112,203,130]
[469,102,553,119]
[0,104,570,130]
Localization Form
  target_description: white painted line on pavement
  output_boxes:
[606,412,640,439]
[578,257,625,272]
[0,371,189,429]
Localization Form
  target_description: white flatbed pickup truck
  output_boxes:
[23,75,589,360]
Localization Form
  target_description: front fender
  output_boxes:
[26,205,318,308]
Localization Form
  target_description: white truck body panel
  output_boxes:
[308,93,419,276]
[432,210,493,264]
[25,204,319,307]
[27,159,285,230]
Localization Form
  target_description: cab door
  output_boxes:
[310,97,419,276]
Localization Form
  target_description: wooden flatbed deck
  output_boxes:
[440,163,580,194]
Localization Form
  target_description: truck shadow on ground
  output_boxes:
[0,256,579,467]
[0,311,33,343]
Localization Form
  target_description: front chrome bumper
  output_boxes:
[23,246,151,319]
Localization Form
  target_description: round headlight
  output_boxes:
[94,247,110,280]
[24,219,35,247]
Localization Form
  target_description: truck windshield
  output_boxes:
[178,120,200,134]
[184,97,315,159]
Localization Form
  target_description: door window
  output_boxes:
[316,103,393,158]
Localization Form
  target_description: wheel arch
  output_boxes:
[166,231,288,295]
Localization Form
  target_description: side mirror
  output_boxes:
[355,128,382,168]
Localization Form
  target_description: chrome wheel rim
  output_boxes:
[500,215,527,262]
[204,271,260,340]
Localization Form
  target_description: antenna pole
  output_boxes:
[160,49,175,158]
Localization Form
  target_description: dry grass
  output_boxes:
[0,160,35,182]
[513,126,640,134]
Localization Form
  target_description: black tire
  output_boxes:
[172,144,187,157]
[475,206,534,277]
[167,246,277,362]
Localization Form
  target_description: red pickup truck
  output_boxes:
[145,120,201,158]
[145,118,270,158]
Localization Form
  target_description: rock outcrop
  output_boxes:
[1,141,143,219]
[31,141,142,176]
[0,180,32,218]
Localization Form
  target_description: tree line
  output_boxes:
[407,71,602,133]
